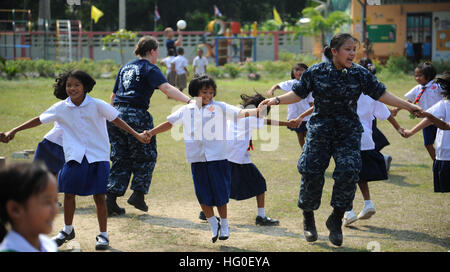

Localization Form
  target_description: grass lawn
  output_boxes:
[0,71,448,252]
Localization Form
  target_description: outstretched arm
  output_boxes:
[266,84,280,97]
[259,91,302,108]
[403,118,433,138]
[264,119,291,127]
[387,115,406,137]
[111,117,150,144]
[159,82,192,104]
[378,91,422,116]
[419,112,450,130]
[146,121,173,139]
[3,116,42,142]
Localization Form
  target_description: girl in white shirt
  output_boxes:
[160,48,176,86]
[267,63,313,149]
[2,70,150,250]
[404,72,450,193]
[147,75,265,243]
[0,162,59,252]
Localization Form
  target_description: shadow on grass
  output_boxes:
[383,174,420,187]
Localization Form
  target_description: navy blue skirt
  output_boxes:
[432,160,450,193]
[359,150,388,182]
[229,162,267,200]
[58,156,110,196]
[191,160,231,207]
[33,139,65,175]
[372,119,390,152]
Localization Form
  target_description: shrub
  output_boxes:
[385,55,411,74]
[224,63,241,78]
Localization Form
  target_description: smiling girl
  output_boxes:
[1,70,149,250]
[259,33,422,246]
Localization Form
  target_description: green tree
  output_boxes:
[102,29,137,65]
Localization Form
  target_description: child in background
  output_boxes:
[267,63,313,148]
[193,48,208,76]
[0,162,58,252]
[403,72,450,193]
[171,47,189,91]
[160,48,176,86]
[147,75,265,243]
[1,70,150,250]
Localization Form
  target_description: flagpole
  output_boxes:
[154,3,156,32]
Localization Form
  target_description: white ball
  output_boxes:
[177,20,187,30]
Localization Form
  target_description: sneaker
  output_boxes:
[357,203,376,220]
[127,191,148,212]
[53,229,75,247]
[106,193,125,216]
[302,211,318,242]
[384,154,392,172]
[326,210,344,246]
[95,234,109,250]
[343,210,358,227]
[255,216,280,226]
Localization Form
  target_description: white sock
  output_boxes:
[98,232,109,243]
[55,225,73,239]
[207,216,219,236]
[257,208,266,218]
[364,200,373,207]
[220,218,229,237]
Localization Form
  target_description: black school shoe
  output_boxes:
[212,223,221,243]
[106,193,126,216]
[53,229,75,247]
[255,216,280,226]
[303,211,318,242]
[199,211,207,221]
[326,209,345,246]
[95,234,109,250]
[127,191,148,212]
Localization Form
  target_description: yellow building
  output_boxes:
[350,0,450,62]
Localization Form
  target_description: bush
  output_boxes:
[385,55,411,74]
[224,63,241,78]
[207,65,223,78]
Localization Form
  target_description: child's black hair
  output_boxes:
[436,71,450,99]
[188,75,217,97]
[324,33,359,61]
[240,92,270,114]
[291,63,309,79]
[0,161,53,242]
[168,48,175,56]
[358,57,376,75]
[53,70,96,100]
[177,47,184,55]
[416,62,437,82]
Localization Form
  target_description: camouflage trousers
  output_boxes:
[107,105,157,196]
[297,128,362,212]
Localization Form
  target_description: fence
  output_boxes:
[0,30,313,65]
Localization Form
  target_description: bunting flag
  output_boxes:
[91,5,104,23]
[273,7,283,25]
[214,5,222,17]
[155,5,160,21]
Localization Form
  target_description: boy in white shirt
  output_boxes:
[160,48,176,86]
[171,47,189,91]
[193,48,208,76]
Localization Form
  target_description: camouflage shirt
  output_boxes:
[292,61,386,134]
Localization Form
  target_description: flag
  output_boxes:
[273,7,283,25]
[155,5,160,21]
[214,5,222,17]
[91,5,104,23]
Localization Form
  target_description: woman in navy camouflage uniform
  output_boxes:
[107,36,192,215]
[260,33,422,246]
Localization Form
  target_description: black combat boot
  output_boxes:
[127,190,148,212]
[106,193,126,216]
[326,208,345,246]
[303,211,318,242]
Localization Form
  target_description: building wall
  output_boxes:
[351,1,450,61]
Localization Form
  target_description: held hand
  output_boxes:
[397,127,406,137]
[0,132,7,143]
[408,104,423,118]
[287,119,299,129]
[258,98,277,109]
[389,108,400,117]
[137,131,150,144]
[402,129,412,138]
[266,90,274,97]
[3,130,16,143]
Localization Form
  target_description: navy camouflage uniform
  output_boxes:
[292,61,386,212]
[107,58,167,197]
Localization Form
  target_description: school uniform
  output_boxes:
[193,56,208,76]
[293,62,386,212]
[39,94,120,196]
[171,55,188,90]
[227,116,267,200]
[357,94,390,182]
[426,100,450,193]
[108,58,167,197]
[162,56,176,85]
[0,230,57,252]
[167,100,241,206]
[405,80,444,146]
[33,122,65,175]
[278,79,314,133]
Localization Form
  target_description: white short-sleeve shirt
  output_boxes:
[278,79,314,121]
[226,116,264,164]
[357,94,391,151]
[43,122,63,146]
[404,80,444,111]
[171,55,188,75]
[193,56,208,76]
[427,100,450,161]
[39,94,120,163]
[0,230,57,252]
[167,100,241,163]
[161,56,175,74]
